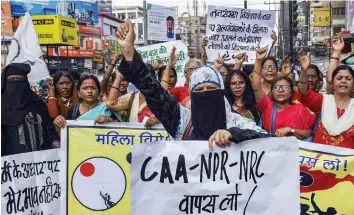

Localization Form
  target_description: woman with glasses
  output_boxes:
[252,47,315,139]
[46,71,79,131]
[224,70,261,125]
[260,56,279,96]
[298,36,354,149]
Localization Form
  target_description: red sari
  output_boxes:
[257,95,315,133]
[301,90,354,149]
[169,86,190,103]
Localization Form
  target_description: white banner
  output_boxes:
[1,149,66,215]
[136,40,189,86]
[131,137,300,215]
[206,6,276,64]
[147,3,177,42]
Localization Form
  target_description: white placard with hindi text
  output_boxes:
[136,40,189,86]
[1,149,66,215]
[206,6,276,64]
[131,137,300,215]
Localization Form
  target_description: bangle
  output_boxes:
[253,70,261,75]
[111,86,119,90]
[48,97,57,100]
[330,56,339,61]
[110,63,116,66]
[299,80,308,84]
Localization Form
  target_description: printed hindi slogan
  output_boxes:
[1,149,64,215]
[131,137,300,215]
[206,6,276,64]
[136,40,189,86]
[62,121,171,215]
[299,142,354,214]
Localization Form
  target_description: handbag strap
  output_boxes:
[270,103,277,134]
[312,111,321,135]
[182,120,193,140]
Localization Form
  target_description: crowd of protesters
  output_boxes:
[2,20,354,156]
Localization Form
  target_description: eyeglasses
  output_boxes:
[57,81,73,87]
[263,65,277,70]
[272,85,290,91]
[230,81,245,87]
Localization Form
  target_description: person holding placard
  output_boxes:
[116,20,274,144]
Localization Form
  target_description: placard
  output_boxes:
[206,6,275,64]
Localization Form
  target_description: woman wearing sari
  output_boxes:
[252,47,315,140]
[116,20,273,145]
[65,74,121,123]
[298,36,354,149]
[46,71,79,130]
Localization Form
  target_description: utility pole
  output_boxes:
[196,0,200,58]
[143,0,148,45]
[289,1,294,59]
[244,0,247,9]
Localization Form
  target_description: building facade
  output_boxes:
[310,1,346,44]
[112,6,145,45]
[178,15,206,59]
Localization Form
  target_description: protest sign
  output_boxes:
[131,137,300,214]
[147,3,177,42]
[1,149,65,215]
[299,141,354,214]
[206,6,276,64]
[61,121,171,215]
[136,40,189,86]
[6,13,50,83]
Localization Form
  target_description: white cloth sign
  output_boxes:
[136,40,189,86]
[206,6,276,64]
[6,12,50,83]
[147,3,177,42]
[1,149,66,215]
[131,137,300,215]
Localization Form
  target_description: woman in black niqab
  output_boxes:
[1,63,59,156]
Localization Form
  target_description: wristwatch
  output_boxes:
[290,128,295,134]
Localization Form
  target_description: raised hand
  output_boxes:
[213,54,225,71]
[256,46,269,60]
[116,20,135,61]
[201,37,208,51]
[111,52,122,65]
[153,59,164,71]
[46,79,55,97]
[168,46,178,67]
[332,33,344,53]
[271,30,277,41]
[281,55,293,76]
[235,52,246,65]
[298,49,310,72]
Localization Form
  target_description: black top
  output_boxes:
[118,50,180,138]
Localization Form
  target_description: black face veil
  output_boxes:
[1,63,34,126]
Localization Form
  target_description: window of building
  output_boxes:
[111,26,117,36]
[118,13,126,20]
[103,24,110,35]
[332,7,345,16]
[128,12,136,19]
[138,12,143,18]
